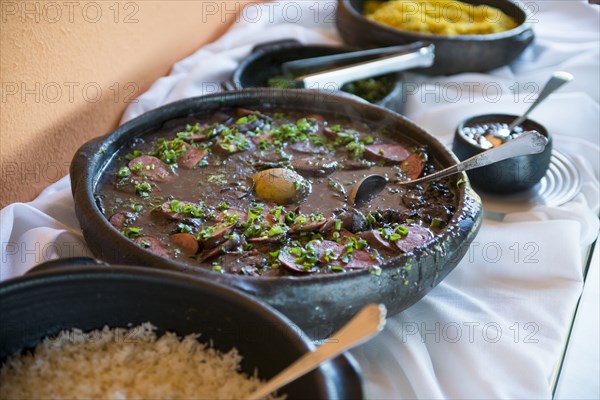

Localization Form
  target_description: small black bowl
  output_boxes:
[453,114,552,194]
[336,0,534,75]
[232,39,406,113]
[0,261,364,399]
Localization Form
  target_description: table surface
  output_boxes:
[553,235,599,399]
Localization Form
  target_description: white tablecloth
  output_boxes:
[1,1,599,398]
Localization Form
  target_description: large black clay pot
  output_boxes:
[70,89,482,336]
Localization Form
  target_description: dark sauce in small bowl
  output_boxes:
[453,114,552,194]
[461,122,526,149]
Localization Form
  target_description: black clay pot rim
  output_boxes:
[341,0,532,41]
[231,41,403,107]
[1,265,307,336]
[456,112,551,152]
[72,88,481,285]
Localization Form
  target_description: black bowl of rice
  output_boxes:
[0,260,364,399]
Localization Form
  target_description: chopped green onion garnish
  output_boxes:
[271,206,284,218]
[334,219,342,232]
[177,223,193,234]
[289,247,303,256]
[126,150,142,160]
[197,226,216,240]
[123,227,141,238]
[269,250,280,258]
[117,166,131,178]
[207,174,227,185]
[431,218,443,228]
[243,224,264,238]
[396,225,409,236]
[293,214,307,225]
[268,224,287,237]
[366,213,377,225]
[134,182,152,197]
[389,233,401,241]
[169,199,182,213]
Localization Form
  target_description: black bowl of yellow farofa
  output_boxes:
[336,0,534,75]
[0,261,364,400]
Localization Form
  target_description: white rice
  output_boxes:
[0,323,284,400]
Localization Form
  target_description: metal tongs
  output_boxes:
[281,41,435,90]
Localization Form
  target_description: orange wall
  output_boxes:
[1,0,253,207]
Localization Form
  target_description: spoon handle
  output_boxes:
[298,44,434,89]
[247,304,387,400]
[508,71,573,130]
[404,131,548,186]
[282,41,432,76]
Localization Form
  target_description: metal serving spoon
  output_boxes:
[349,130,548,207]
[348,174,389,208]
[293,43,434,90]
[497,71,573,137]
[247,304,387,400]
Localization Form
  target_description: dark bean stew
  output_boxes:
[96,108,460,276]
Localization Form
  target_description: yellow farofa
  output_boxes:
[364,0,518,35]
[0,323,285,400]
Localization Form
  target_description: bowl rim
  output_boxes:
[455,112,551,152]
[1,264,315,341]
[340,0,533,41]
[71,88,482,286]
